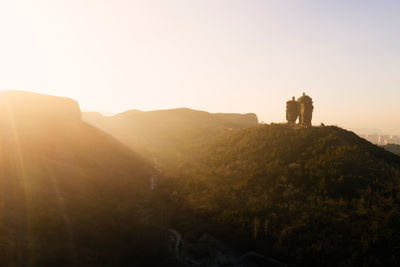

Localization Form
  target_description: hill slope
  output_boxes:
[0,91,174,266]
[157,124,400,266]
[83,108,258,167]
[383,144,400,156]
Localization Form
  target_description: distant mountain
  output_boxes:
[0,91,175,266]
[157,124,400,266]
[383,143,400,156]
[83,108,258,168]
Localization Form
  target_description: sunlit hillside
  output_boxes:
[83,109,258,168]
[0,91,176,266]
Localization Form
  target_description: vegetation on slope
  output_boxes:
[155,124,400,266]
[0,91,177,266]
[83,108,258,167]
[6,91,399,266]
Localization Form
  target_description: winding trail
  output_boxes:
[161,226,183,261]
[145,155,183,261]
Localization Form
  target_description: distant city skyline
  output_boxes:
[359,133,400,145]
[0,1,399,134]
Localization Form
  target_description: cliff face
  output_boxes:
[0,90,81,124]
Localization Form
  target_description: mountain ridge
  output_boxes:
[83,108,259,167]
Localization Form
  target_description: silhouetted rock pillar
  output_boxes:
[298,92,313,126]
[286,96,299,124]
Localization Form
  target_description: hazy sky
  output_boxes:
[0,0,399,134]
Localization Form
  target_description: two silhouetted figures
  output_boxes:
[286,93,314,126]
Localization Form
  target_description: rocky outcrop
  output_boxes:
[298,92,313,126]
[286,93,314,126]
[286,96,299,124]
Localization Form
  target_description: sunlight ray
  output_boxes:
[0,93,36,265]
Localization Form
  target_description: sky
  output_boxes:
[0,0,399,134]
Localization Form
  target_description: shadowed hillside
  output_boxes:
[383,144,400,156]
[153,124,400,266]
[0,91,177,266]
[83,108,258,167]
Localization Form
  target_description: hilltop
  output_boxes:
[0,91,176,266]
[83,108,258,167]
[154,124,400,266]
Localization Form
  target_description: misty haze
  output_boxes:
[1,1,400,267]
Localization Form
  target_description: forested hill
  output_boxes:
[0,91,176,266]
[177,124,400,186]
[161,124,400,266]
[83,108,258,166]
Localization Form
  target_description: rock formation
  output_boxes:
[286,96,299,124]
[297,92,313,126]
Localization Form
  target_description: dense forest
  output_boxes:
[151,124,400,266]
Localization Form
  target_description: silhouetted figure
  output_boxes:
[298,92,313,126]
[286,96,299,124]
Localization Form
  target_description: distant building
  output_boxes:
[359,134,400,145]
